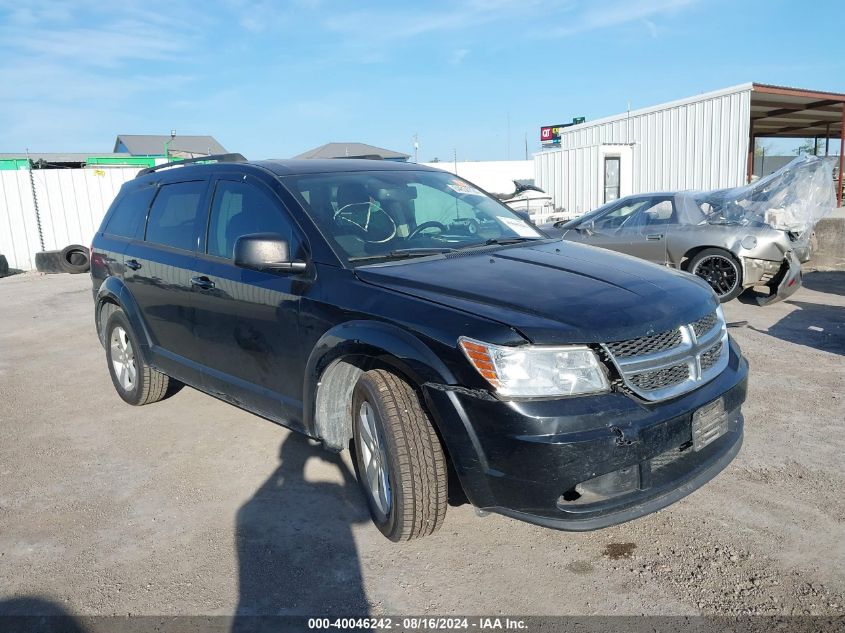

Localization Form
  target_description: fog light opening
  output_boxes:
[560,488,581,502]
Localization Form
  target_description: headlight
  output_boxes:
[459,337,610,398]
[740,235,758,250]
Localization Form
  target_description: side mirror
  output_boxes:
[234,233,307,273]
[580,219,595,235]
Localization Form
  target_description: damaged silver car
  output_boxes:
[544,156,836,304]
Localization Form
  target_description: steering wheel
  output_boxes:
[407,221,448,240]
[333,201,397,244]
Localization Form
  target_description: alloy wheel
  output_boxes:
[693,255,739,298]
[110,326,137,392]
[358,401,392,517]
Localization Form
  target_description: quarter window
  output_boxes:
[104,187,155,239]
[145,181,206,251]
[207,180,295,259]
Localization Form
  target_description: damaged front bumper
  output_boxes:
[756,250,802,306]
[423,339,749,531]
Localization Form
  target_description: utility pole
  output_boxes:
[163,129,176,160]
[413,133,419,163]
[453,148,458,175]
[524,132,528,160]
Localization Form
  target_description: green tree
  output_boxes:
[794,138,821,155]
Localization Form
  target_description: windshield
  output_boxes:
[282,169,544,264]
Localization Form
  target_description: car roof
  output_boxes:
[253,159,442,176]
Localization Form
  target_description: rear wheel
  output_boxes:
[689,248,743,302]
[352,369,448,541]
[105,310,169,405]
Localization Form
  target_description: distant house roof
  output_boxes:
[293,142,409,161]
[114,135,227,157]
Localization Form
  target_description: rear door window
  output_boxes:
[145,181,207,251]
[104,187,155,239]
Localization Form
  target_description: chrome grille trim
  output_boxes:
[602,309,729,402]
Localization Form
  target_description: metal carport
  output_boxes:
[749,83,845,205]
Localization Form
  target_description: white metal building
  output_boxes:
[535,82,845,217]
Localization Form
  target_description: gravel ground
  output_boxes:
[0,270,843,621]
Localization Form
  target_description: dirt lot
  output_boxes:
[0,271,843,620]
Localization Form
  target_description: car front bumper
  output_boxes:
[424,339,748,531]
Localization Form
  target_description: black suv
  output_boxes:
[91,155,748,541]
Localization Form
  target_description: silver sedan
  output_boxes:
[540,192,808,304]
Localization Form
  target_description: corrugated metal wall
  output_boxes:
[0,167,139,270]
[535,86,752,215]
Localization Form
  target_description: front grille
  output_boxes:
[605,328,682,358]
[602,310,728,402]
[700,342,723,372]
[629,363,690,391]
[691,312,718,337]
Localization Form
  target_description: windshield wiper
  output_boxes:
[349,247,456,264]
[457,236,542,250]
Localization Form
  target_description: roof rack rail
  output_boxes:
[136,153,248,177]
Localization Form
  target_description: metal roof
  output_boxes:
[750,83,845,139]
[0,152,126,162]
[113,135,227,156]
[293,142,410,160]
[537,82,844,141]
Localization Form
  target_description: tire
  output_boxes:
[34,250,65,274]
[689,248,743,303]
[352,369,448,541]
[104,309,169,406]
[0,254,8,278]
[59,244,90,274]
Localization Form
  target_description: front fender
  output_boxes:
[302,320,457,437]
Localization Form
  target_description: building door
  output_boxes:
[604,156,621,203]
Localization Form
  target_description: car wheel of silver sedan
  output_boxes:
[689,248,743,303]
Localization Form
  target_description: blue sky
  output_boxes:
[1,0,842,160]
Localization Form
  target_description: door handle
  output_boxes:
[646,234,663,241]
[190,275,215,290]
[125,259,142,270]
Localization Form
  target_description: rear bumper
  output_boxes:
[424,339,748,530]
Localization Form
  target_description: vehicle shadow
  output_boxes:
[801,270,845,297]
[749,300,845,356]
[0,596,87,633]
[233,433,371,631]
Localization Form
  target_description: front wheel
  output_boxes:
[352,369,448,541]
[689,248,743,303]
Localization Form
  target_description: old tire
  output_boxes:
[35,250,65,274]
[0,255,8,278]
[689,248,743,303]
[59,244,90,274]
[105,309,169,406]
[352,369,448,541]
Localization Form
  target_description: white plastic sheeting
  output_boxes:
[535,83,752,217]
[675,155,836,244]
[0,167,139,270]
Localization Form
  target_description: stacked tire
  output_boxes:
[35,244,90,274]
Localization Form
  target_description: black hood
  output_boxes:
[355,241,718,345]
